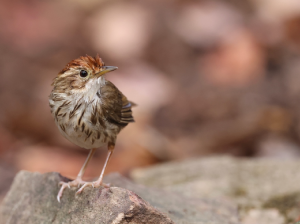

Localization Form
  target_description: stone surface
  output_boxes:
[131,156,300,224]
[0,171,239,224]
[0,164,15,203]
[0,171,173,224]
[241,209,285,224]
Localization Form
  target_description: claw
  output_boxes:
[103,183,110,188]
[57,183,68,203]
[57,178,87,202]
[76,183,87,195]
[76,181,98,194]
[58,178,110,201]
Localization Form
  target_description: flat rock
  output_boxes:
[0,171,239,224]
[131,156,300,223]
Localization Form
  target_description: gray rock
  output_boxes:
[0,171,239,224]
[131,156,300,223]
[0,171,173,224]
[240,209,285,224]
[0,164,15,203]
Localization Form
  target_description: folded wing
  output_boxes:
[99,81,135,127]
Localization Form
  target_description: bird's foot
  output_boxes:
[76,181,110,194]
[57,178,87,202]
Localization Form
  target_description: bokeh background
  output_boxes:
[1,0,300,201]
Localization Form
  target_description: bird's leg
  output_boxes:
[75,148,97,181]
[76,144,114,194]
[57,148,96,202]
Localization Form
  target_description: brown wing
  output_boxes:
[99,81,135,126]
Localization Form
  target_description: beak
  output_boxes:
[95,66,118,77]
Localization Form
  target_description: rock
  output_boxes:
[131,156,300,223]
[0,171,239,224]
[0,171,173,224]
[0,164,15,203]
[241,209,285,224]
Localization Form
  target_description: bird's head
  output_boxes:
[52,54,117,95]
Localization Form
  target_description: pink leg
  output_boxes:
[57,148,96,202]
[76,144,114,194]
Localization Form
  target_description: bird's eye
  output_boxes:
[79,70,88,78]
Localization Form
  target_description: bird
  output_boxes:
[49,54,135,202]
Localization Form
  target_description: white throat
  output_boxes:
[72,76,106,103]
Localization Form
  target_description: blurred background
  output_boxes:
[1,0,300,201]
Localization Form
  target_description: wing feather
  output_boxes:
[99,81,135,126]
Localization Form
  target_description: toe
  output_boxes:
[76,183,87,194]
[58,181,65,186]
[76,182,95,194]
[57,184,67,202]
[103,183,110,188]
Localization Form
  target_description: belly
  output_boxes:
[56,118,119,149]
[51,97,120,149]
[62,128,104,149]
